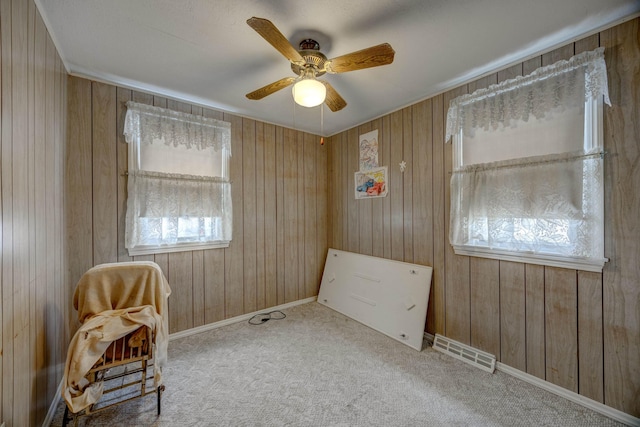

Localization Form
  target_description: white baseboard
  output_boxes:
[495,362,640,427]
[169,296,317,341]
[423,333,639,426]
[423,332,435,345]
[42,379,64,427]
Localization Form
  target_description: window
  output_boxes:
[123,102,232,256]
[446,48,610,272]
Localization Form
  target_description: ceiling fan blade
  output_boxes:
[247,17,305,65]
[246,77,296,100]
[325,43,395,74]
[322,81,347,112]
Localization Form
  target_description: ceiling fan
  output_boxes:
[245,17,395,112]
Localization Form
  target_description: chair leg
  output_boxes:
[157,384,165,415]
[62,405,69,427]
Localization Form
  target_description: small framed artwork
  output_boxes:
[355,166,388,199]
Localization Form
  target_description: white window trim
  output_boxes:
[127,241,229,257]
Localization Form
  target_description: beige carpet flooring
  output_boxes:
[50,302,622,426]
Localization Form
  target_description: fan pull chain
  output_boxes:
[292,93,296,132]
[320,104,324,145]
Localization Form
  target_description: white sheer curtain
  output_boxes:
[124,102,232,253]
[446,48,610,142]
[446,48,610,271]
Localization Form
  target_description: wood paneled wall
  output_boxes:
[66,76,328,335]
[0,0,68,425]
[327,19,640,417]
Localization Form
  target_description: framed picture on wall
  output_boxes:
[355,166,388,199]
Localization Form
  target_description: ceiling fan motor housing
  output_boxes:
[291,39,327,77]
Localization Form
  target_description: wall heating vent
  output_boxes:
[432,334,496,373]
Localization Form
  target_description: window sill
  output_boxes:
[452,245,607,272]
[128,241,230,256]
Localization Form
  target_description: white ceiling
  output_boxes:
[37,0,639,136]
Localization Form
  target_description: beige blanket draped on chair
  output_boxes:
[62,261,171,413]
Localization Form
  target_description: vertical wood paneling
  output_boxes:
[168,251,193,332]
[381,115,392,259]
[65,76,92,307]
[10,0,29,424]
[263,123,277,307]
[411,100,432,268]
[192,250,205,327]
[296,131,305,299]
[1,0,67,423]
[203,248,225,323]
[525,264,546,379]
[341,132,349,250]
[316,132,328,289]
[578,271,604,402]
[304,132,318,297]
[402,107,413,263]
[389,110,404,261]
[283,128,298,302]
[27,6,38,424]
[242,118,257,313]
[91,82,117,265]
[500,261,526,370]
[45,31,58,401]
[357,122,373,256]
[412,100,434,330]
[275,126,285,304]
[545,267,578,392]
[431,94,446,335]
[347,127,359,252]
[33,11,48,422]
[255,121,266,310]
[1,3,9,419]
[370,118,384,259]
[601,19,640,416]
[325,136,344,249]
[470,257,500,357]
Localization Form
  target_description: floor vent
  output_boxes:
[432,334,496,373]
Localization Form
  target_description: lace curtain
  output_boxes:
[450,150,604,266]
[446,47,610,141]
[124,103,232,252]
[446,48,609,271]
[124,101,231,151]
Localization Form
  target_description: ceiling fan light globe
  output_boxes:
[292,79,326,108]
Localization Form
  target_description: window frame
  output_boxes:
[450,96,606,272]
[125,104,232,256]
